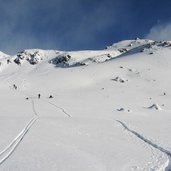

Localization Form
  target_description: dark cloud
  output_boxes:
[0,0,131,54]
[0,0,171,54]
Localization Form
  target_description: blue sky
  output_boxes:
[0,0,171,54]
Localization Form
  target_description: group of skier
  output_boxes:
[13,84,53,99]
[26,93,53,100]
[38,94,53,99]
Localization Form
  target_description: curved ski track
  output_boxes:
[41,99,72,118]
[116,120,171,171]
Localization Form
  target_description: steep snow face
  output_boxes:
[0,39,171,171]
[106,38,154,50]
[107,39,171,56]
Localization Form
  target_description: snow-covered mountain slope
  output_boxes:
[0,39,171,171]
[0,51,9,58]
[6,49,120,67]
[0,51,9,61]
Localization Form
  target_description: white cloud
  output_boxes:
[146,23,171,41]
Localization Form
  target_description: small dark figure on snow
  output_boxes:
[49,95,53,98]
[25,97,29,100]
[38,94,41,99]
[13,84,17,90]
[7,59,11,64]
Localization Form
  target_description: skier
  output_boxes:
[7,59,11,64]
[13,84,17,90]
[38,94,41,99]
[49,95,53,98]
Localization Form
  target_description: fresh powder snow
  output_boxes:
[0,39,171,171]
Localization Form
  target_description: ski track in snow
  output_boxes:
[116,120,171,171]
[30,98,38,116]
[0,77,71,166]
[42,99,72,118]
[0,98,39,166]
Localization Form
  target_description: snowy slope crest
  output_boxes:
[9,49,120,67]
[107,38,171,55]
[0,51,9,59]
[45,39,171,67]
[2,38,171,68]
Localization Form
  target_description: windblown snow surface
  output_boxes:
[0,39,171,171]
